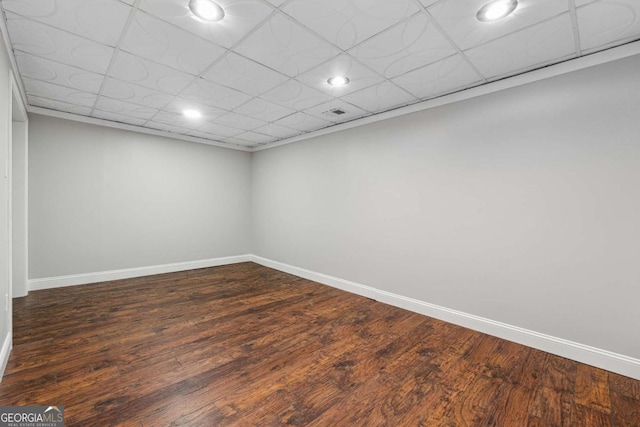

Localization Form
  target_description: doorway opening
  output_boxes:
[11,75,27,301]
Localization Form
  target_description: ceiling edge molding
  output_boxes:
[0,8,28,108]
[21,40,640,154]
[27,106,252,152]
[253,40,640,152]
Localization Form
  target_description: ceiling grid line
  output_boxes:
[139,7,285,143]
[411,0,487,83]
[568,0,583,56]
[178,0,412,143]
[89,0,143,116]
[270,5,423,126]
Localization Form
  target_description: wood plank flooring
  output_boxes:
[1,262,638,426]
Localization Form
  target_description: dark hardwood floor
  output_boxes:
[1,262,638,426]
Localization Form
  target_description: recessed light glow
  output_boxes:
[183,109,202,119]
[189,0,225,22]
[327,76,350,87]
[476,0,518,22]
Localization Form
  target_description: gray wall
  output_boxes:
[29,115,251,278]
[252,54,640,360]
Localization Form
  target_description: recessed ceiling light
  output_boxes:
[327,76,350,87]
[476,0,518,22]
[183,109,202,119]
[189,0,225,22]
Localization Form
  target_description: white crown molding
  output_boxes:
[17,40,640,154]
[0,331,12,382]
[253,40,640,152]
[27,107,252,152]
[28,254,252,291]
[250,255,640,380]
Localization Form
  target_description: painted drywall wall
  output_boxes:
[29,114,251,279]
[252,54,640,360]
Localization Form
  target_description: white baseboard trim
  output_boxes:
[0,332,12,382]
[250,255,640,380]
[28,255,252,291]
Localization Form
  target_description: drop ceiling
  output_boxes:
[1,0,639,150]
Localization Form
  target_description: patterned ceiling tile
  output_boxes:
[274,111,332,132]
[95,97,159,120]
[213,111,269,131]
[253,122,301,139]
[22,78,98,107]
[342,81,416,112]
[265,0,286,8]
[138,0,273,49]
[577,0,640,52]
[234,98,296,122]
[282,0,418,50]
[163,99,227,120]
[15,52,104,93]
[201,52,289,96]
[392,54,482,99]
[234,131,277,144]
[465,14,576,80]
[187,130,227,141]
[92,110,148,126]
[102,78,175,109]
[120,10,226,75]
[3,0,640,149]
[304,100,368,122]
[152,111,205,129]
[2,0,131,46]
[145,120,191,134]
[181,78,253,111]
[297,54,385,96]
[196,121,245,138]
[108,51,194,95]
[261,79,333,110]
[235,13,340,77]
[350,13,456,78]
[6,12,114,73]
[28,95,93,116]
[427,0,569,50]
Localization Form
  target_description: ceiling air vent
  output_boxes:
[323,108,347,117]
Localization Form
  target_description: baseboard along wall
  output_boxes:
[250,255,640,381]
[21,254,640,381]
[27,255,252,291]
